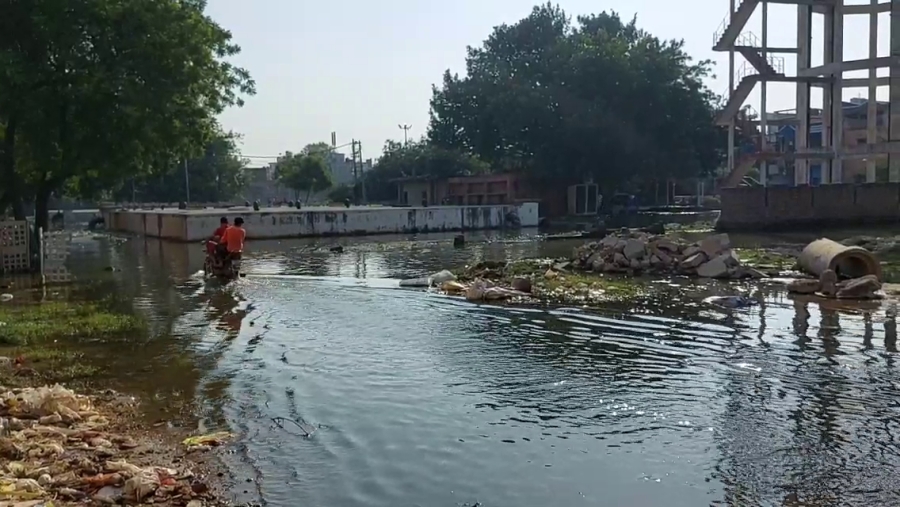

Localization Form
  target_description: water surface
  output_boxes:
[51,232,900,506]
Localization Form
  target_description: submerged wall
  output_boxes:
[103,203,540,241]
[717,184,900,230]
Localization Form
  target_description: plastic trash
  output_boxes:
[182,431,232,449]
[0,293,13,302]
[3,385,91,418]
[123,470,158,502]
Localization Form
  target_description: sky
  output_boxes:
[206,0,892,166]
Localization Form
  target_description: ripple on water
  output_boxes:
[156,243,900,507]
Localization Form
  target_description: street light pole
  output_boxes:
[398,124,411,146]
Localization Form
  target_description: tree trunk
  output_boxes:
[305,187,312,204]
[34,185,51,236]
[1,114,26,219]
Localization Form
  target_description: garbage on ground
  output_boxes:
[0,294,12,302]
[0,384,220,505]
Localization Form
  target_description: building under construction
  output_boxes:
[715,0,899,188]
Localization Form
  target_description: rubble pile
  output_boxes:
[571,231,769,280]
[0,384,228,506]
[787,269,883,299]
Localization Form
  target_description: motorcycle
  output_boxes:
[203,241,242,281]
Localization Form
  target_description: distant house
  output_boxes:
[322,152,373,187]
[240,165,293,203]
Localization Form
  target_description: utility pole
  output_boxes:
[351,140,359,202]
[398,124,411,146]
[357,141,367,203]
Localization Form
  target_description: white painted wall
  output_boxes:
[108,203,538,241]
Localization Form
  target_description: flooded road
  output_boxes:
[57,232,900,506]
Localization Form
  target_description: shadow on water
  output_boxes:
[35,230,900,506]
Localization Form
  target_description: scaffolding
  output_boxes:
[714,0,900,187]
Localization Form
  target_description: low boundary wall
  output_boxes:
[102,203,540,241]
[717,184,900,231]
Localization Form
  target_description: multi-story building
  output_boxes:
[713,0,898,188]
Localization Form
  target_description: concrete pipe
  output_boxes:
[798,238,882,281]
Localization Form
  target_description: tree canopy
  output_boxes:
[114,131,248,203]
[364,140,490,202]
[275,152,333,202]
[427,3,722,189]
[0,0,254,230]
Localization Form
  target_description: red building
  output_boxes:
[396,173,568,217]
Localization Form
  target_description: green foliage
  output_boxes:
[0,0,254,228]
[364,139,489,202]
[328,185,355,203]
[276,152,333,202]
[302,142,334,157]
[113,130,247,203]
[427,4,722,189]
[0,302,143,346]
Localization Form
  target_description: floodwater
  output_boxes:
[31,231,900,506]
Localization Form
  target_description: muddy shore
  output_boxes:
[0,366,240,507]
[0,301,241,507]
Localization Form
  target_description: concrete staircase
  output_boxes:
[736,46,779,75]
[715,75,760,126]
[720,153,760,189]
[712,0,760,51]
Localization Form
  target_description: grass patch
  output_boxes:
[0,345,102,387]
[504,259,549,278]
[0,301,142,346]
[666,221,715,234]
[536,271,645,302]
[735,248,796,270]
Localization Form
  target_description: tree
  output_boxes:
[364,140,489,202]
[301,142,334,157]
[427,4,722,192]
[113,129,247,203]
[276,153,333,203]
[0,0,254,232]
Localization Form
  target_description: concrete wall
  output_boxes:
[105,203,540,241]
[717,184,900,230]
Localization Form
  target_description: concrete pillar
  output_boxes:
[822,7,834,184]
[760,1,769,186]
[796,4,811,185]
[830,1,844,183]
[727,0,736,176]
[891,1,900,182]
[867,0,879,182]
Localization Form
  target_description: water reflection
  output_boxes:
[50,232,900,506]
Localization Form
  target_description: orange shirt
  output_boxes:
[222,226,246,253]
[213,225,229,239]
